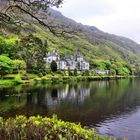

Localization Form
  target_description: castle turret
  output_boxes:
[74,48,78,60]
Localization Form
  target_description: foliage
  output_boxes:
[0,0,63,33]
[17,34,47,72]
[51,61,57,72]
[109,69,116,76]
[0,115,111,140]
[0,55,13,76]
[109,60,131,76]
[117,67,130,76]
[74,68,78,76]
[14,74,23,84]
[13,59,26,74]
[68,68,73,76]
[0,80,15,88]
[92,60,108,70]
[0,36,17,56]
[84,70,90,76]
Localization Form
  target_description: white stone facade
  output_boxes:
[44,48,90,71]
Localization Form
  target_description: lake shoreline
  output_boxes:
[0,75,137,88]
[32,75,129,84]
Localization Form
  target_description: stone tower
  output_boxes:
[74,48,78,60]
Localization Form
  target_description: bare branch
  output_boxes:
[0,0,72,36]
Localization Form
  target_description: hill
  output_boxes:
[1,8,140,74]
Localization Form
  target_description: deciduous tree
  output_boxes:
[0,0,75,36]
[17,34,47,71]
[0,55,13,76]
[13,59,26,73]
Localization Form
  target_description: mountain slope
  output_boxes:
[48,9,140,52]
[1,9,140,70]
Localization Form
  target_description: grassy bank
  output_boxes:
[0,80,20,88]
[0,80,16,86]
[0,115,112,140]
[0,74,132,88]
[32,75,128,85]
[0,74,24,88]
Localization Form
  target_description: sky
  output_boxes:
[56,0,140,43]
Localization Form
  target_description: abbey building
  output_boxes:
[44,48,89,71]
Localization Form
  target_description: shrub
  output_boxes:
[38,72,43,77]
[33,78,41,84]
[14,75,23,84]
[109,69,116,76]
[84,70,90,76]
[0,80,15,88]
[13,59,26,74]
[41,77,51,84]
[46,68,52,74]
[0,115,111,140]
[56,69,62,75]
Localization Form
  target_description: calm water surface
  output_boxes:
[0,78,140,139]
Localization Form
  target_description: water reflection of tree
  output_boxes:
[51,89,58,99]
[0,86,26,118]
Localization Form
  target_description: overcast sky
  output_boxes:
[56,0,140,43]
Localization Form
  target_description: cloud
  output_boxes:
[56,0,140,43]
[58,0,115,18]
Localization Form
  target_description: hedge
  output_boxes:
[0,115,112,140]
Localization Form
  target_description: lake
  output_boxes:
[0,78,140,139]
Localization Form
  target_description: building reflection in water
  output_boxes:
[43,83,91,107]
[89,81,109,89]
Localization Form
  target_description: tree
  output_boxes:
[68,68,72,76]
[0,0,77,36]
[109,69,116,76]
[135,64,140,75]
[0,0,63,23]
[0,55,13,76]
[17,34,47,71]
[0,0,73,35]
[51,61,57,72]
[74,69,77,76]
[117,67,130,76]
[0,36,8,55]
[13,59,26,74]
[92,60,110,70]
[0,36,17,56]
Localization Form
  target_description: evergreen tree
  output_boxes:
[68,68,72,76]
[74,69,77,76]
[51,61,57,72]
